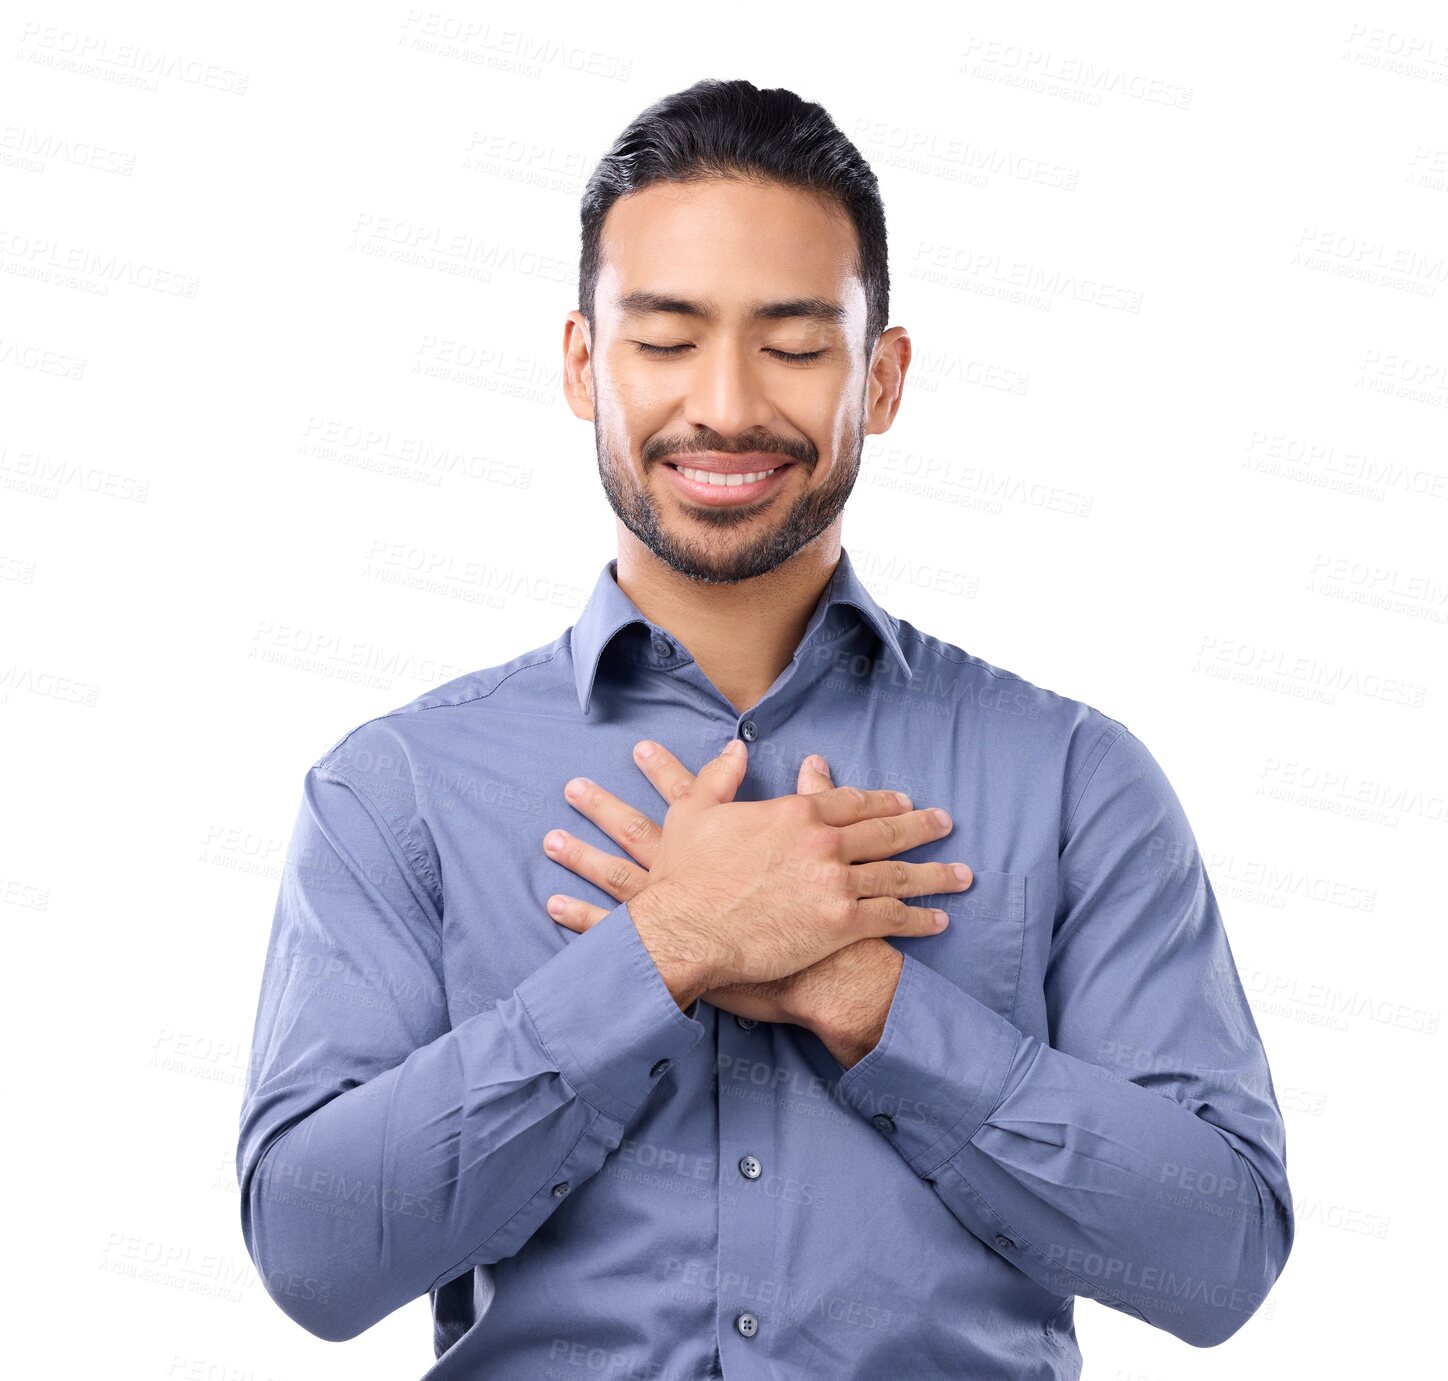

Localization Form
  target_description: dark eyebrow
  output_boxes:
[614,290,845,327]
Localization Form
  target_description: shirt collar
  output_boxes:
[570,547,912,716]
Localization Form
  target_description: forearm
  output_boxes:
[833,954,1294,1348]
[242,999,612,1340]
[949,1030,1291,1344]
[240,900,705,1341]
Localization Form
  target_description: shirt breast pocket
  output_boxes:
[891,868,1028,1026]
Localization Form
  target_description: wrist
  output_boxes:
[628,883,717,1012]
[801,941,902,1066]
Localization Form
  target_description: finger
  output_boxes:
[837,805,958,863]
[562,775,663,868]
[542,827,649,901]
[798,757,915,817]
[544,892,611,933]
[807,783,920,828]
[846,857,973,899]
[797,753,833,796]
[687,736,748,805]
[632,738,698,809]
[853,895,951,940]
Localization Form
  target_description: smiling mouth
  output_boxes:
[666,462,789,488]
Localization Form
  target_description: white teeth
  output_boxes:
[676,465,781,487]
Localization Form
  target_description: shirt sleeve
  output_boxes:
[835,723,1294,1348]
[236,762,706,1342]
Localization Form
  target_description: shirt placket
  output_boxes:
[657,646,811,1371]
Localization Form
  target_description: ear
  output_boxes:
[562,309,595,422]
[864,326,911,436]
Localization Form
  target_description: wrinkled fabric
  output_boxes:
[237,547,1293,1378]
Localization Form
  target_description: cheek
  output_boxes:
[791,369,862,440]
[592,376,660,450]
[601,360,681,419]
[809,403,861,459]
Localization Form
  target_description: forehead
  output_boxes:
[597,177,863,323]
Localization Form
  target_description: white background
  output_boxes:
[4,2,1444,1377]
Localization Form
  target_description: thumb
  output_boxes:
[694,737,748,804]
[797,753,834,795]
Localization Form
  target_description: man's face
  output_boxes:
[580,177,877,584]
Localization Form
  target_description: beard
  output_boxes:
[593,404,865,585]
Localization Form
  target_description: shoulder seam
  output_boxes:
[1061,723,1131,847]
[894,626,1029,685]
[314,761,444,925]
[315,647,568,766]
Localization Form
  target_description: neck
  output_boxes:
[613,522,842,714]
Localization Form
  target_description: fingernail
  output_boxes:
[547,896,565,915]
[636,741,656,758]
[932,808,952,828]
[952,864,971,883]
[726,738,745,755]
[545,831,566,851]
[894,792,913,809]
[934,910,950,929]
[564,777,590,798]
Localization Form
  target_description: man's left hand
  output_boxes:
[541,742,904,1039]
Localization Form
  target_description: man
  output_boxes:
[237,78,1293,1378]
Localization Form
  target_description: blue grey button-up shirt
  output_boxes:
[237,547,1293,1379]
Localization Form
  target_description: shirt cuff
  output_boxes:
[835,952,1024,1175]
[516,899,707,1124]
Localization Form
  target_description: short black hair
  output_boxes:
[579,78,889,355]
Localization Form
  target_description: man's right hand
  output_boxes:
[627,737,971,1009]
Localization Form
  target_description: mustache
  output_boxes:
[644,436,815,465]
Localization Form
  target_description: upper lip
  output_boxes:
[663,452,795,475]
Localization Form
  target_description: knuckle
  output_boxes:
[621,811,655,846]
[825,892,855,928]
[603,860,636,894]
[781,793,819,825]
[809,857,847,894]
[799,820,837,857]
[875,814,903,849]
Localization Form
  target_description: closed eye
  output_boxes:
[768,349,828,363]
[633,342,828,363]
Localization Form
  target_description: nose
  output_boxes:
[682,340,776,440]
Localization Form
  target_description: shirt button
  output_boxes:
[651,634,674,658]
[735,1015,757,1030]
[739,720,758,741]
[738,1154,762,1180]
[650,1058,672,1078]
[995,1234,1015,1250]
[872,1114,896,1135]
[735,1312,759,1339]
[551,1182,571,1198]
